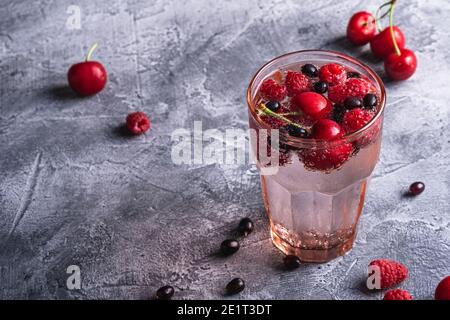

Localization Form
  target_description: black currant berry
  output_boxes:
[286,124,308,138]
[363,93,378,109]
[226,278,245,295]
[301,64,318,77]
[266,101,280,112]
[347,71,361,78]
[238,218,254,236]
[220,239,240,256]
[344,97,363,110]
[331,104,346,123]
[313,81,328,94]
[156,285,174,300]
[283,255,301,270]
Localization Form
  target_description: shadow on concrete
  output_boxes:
[43,85,80,101]
[111,124,135,138]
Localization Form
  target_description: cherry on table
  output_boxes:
[346,11,376,46]
[67,43,107,96]
[384,48,417,81]
[370,26,405,59]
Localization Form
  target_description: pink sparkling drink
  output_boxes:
[247,50,385,262]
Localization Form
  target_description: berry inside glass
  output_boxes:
[247,50,385,262]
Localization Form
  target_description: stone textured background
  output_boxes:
[0,0,449,300]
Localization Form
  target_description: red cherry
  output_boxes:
[68,44,107,96]
[370,26,405,59]
[384,48,417,81]
[435,276,450,300]
[347,11,376,46]
[292,92,331,120]
[311,119,344,140]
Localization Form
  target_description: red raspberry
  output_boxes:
[259,78,287,101]
[342,108,379,148]
[299,142,353,171]
[342,108,374,134]
[260,115,285,129]
[328,78,371,104]
[318,63,346,86]
[285,71,310,96]
[435,276,450,300]
[126,111,151,135]
[369,259,408,289]
[383,289,413,300]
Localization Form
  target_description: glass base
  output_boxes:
[270,227,356,263]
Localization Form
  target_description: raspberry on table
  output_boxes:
[259,78,287,101]
[319,63,347,86]
[383,289,413,300]
[368,259,408,289]
[328,78,371,104]
[285,71,311,96]
[126,111,151,135]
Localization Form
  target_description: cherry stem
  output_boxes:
[278,112,300,116]
[257,103,303,129]
[85,43,98,61]
[389,0,401,56]
[375,1,393,32]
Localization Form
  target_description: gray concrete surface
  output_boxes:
[0,0,449,300]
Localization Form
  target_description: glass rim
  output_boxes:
[246,49,386,147]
